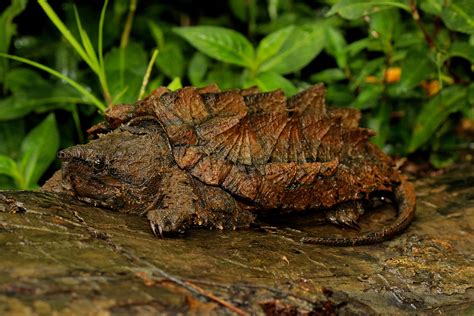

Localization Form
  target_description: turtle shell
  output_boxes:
[96,84,400,212]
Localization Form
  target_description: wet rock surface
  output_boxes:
[0,164,473,315]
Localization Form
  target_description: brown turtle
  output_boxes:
[43,84,416,246]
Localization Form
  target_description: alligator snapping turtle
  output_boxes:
[43,84,416,246]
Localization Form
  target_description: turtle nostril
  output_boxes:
[58,149,72,160]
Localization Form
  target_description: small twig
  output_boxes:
[184,281,250,316]
[102,238,249,315]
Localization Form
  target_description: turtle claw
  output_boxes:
[150,221,163,238]
[325,201,365,231]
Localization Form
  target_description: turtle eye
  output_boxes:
[93,157,105,172]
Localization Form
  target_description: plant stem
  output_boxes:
[138,49,159,100]
[120,0,137,49]
[98,0,112,106]
[0,53,106,112]
[409,0,435,49]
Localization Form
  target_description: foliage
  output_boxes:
[0,0,472,189]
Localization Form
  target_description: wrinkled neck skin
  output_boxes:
[58,126,175,214]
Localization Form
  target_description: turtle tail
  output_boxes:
[301,175,416,246]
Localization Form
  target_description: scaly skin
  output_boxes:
[301,175,416,246]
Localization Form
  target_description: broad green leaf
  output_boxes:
[19,113,60,189]
[326,84,355,106]
[0,53,105,111]
[394,49,433,93]
[445,41,474,63]
[420,0,443,15]
[105,42,147,103]
[0,120,25,158]
[205,67,240,90]
[408,86,467,153]
[167,77,182,91]
[0,97,39,121]
[188,52,209,86]
[369,9,399,52]
[0,0,27,82]
[0,68,85,120]
[465,83,474,119]
[229,0,248,22]
[246,71,297,96]
[346,38,370,56]
[0,154,19,179]
[5,68,51,96]
[173,26,254,68]
[367,103,390,147]
[256,26,295,65]
[257,24,325,74]
[148,20,165,49]
[155,43,185,79]
[326,0,410,20]
[441,0,474,34]
[350,57,384,90]
[310,68,346,83]
[324,26,347,68]
[394,32,425,49]
[350,84,384,109]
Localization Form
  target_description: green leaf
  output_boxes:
[256,26,295,66]
[0,53,105,111]
[420,0,443,15]
[257,24,326,74]
[430,151,458,168]
[167,77,182,91]
[0,120,25,158]
[245,71,297,96]
[229,0,248,22]
[188,52,209,86]
[0,0,27,82]
[346,38,370,56]
[326,84,355,105]
[324,26,347,68]
[408,86,467,153]
[351,84,384,109]
[38,0,96,72]
[0,68,86,120]
[19,113,60,189]
[0,154,19,180]
[445,41,474,63]
[310,68,346,83]
[367,103,391,147]
[394,49,433,93]
[155,43,185,79]
[326,0,410,20]
[173,26,255,68]
[464,83,474,119]
[148,20,165,49]
[369,9,399,52]
[350,57,385,90]
[205,67,240,90]
[441,0,474,34]
[105,42,147,104]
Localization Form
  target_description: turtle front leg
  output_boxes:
[146,168,198,236]
[146,168,256,236]
[325,201,365,230]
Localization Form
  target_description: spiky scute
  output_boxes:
[93,84,400,213]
